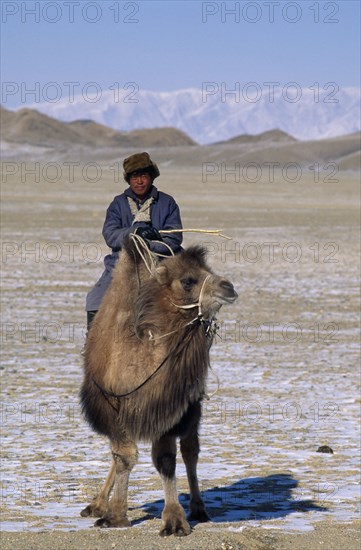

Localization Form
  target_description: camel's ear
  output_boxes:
[154,265,169,285]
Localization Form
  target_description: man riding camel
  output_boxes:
[85,152,183,330]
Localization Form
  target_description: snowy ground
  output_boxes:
[1,164,360,538]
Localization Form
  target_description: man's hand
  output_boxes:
[134,225,163,241]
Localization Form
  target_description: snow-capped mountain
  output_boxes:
[27,86,360,145]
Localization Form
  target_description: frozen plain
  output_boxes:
[1,161,360,549]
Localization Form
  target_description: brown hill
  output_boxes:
[0,107,197,148]
[66,119,132,147]
[216,129,298,145]
[67,120,196,147]
[234,131,361,167]
[125,132,360,173]
[126,127,196,147]
[1,106,84,146]
[336,149,361,171]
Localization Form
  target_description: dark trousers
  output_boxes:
[87,310,98,331]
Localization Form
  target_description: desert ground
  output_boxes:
[1,152,360,549]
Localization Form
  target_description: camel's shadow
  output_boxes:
[132,473,327,524]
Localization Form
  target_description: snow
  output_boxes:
[22,86,361,144]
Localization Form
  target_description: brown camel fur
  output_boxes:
[80,238,237,536]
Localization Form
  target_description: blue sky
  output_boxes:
[1,0,360,108]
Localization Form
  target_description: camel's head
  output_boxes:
[155,246,238,320]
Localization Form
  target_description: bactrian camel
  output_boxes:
[80,237,237,536]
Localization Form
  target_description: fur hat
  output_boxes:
[123,152,160,181]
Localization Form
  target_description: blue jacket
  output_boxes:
[86,185,183,311]
[102,185,183,269]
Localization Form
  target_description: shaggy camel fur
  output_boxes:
[80,238,237,536]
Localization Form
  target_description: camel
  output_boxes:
[80,237,238,536]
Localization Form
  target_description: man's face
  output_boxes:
[129,172,152,199]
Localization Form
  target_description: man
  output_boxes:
[85,152,183,330]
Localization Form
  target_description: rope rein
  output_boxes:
[130,233,158,276]
[130,233,176,276]
[160,228,231,240]
[93,319,203,400]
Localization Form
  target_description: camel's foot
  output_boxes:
[80,501,107,518]
[159,503,192,537]
[188,499,210,522]
[94,515,131,529]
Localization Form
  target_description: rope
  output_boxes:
[130,233,175,272]
[160,228,232,240]
[149,239,175,258]
[93,319,201,399]
[148,315,199,342]
[147,274,212,341]
[171,274,212,318]
[204,365,221,400]
[130,233,157,276]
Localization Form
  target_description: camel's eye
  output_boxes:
[181,277,198,291]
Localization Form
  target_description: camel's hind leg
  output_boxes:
[180,426,210,522]
[81,458,116,518]
[152,435,191,537]
[95,439,138,528]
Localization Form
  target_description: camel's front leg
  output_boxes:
[152,435,191,537]
[95,439,138,528]
[81,458,116,518]
[180,426,210,522]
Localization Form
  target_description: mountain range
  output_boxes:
[1,105,360,171]
[19,86,360,145]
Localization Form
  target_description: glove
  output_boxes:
[134,225,163,241]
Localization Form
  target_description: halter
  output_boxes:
[148,274,214,341]
[128,234,214,342]
[171,274,212,319]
